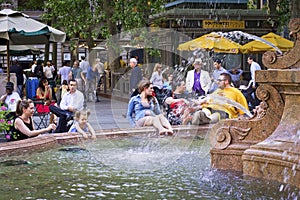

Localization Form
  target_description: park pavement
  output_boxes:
[85,96,131,131]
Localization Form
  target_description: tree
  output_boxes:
[43,0,166,72]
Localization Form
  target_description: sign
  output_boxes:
[203,20,245,29]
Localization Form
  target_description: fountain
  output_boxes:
[210,18,300,188]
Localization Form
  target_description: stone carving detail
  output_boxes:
[210,126,252,150]
[210,127,231,150]
[263,18,300,69]
[210,84,284,150]
[250,101,268,120]
[230,126,251,140]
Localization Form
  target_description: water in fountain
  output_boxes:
[0,136,299,199]
[222,31,283,55]
[205,94,253,118]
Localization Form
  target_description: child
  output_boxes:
[60,80,69,98]
[68,110,96,139]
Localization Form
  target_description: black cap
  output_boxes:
[5,82,14,89]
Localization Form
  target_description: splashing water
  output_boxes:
[205,94,253,118]
[232,31,283,55]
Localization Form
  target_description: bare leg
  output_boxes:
[158,114,173,135]
[144,116,169,135]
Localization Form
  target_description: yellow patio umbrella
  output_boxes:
[177,32,242,54]
[241,32,294,54]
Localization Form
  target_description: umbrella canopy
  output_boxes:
[0,9,66,45]
[177,32,242,54]
[0,45,42,56]
[241,32,294,54]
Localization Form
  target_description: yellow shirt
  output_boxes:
[206,87,249,118]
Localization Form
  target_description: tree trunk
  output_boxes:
[268,0,277,15]
[291,0,300,19]
[52,43,57,67]
[44,42,50,64]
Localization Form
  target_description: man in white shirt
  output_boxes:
[245,56,262,110]
[0,82,21,117]
[49,79,84,133]
[43,61,55,80]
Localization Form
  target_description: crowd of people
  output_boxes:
[126,56,261,133]
[0,54,261,141]
[1,56,105,141]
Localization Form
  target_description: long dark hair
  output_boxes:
[137,79,157,105]
[38,78,48,91]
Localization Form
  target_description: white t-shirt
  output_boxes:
[1,92,21,112]
[80,60,90,73]
[43,66,55,79]
[58,66,71,84]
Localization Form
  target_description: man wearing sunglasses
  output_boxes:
[192,73,249,125]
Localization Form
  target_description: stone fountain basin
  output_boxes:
[0,125,211,157]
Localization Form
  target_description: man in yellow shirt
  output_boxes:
[192,73,249,125]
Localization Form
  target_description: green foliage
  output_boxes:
[0,105,13,133]
[17,0,45,10]
[277,0,290,31]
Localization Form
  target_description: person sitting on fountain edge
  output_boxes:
[127,79,173,136]
[192,73,249,125]
[11,99,56,141]
[49,79,84,133]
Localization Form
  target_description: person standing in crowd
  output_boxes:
[11,99,56,141]
[34,60,44,79]
[129,58,142,97]
[79,56,90,94]
[192,73,249,126]
[49,79,84,133]
[244,56,261,110]
[10,60,24,98]
[43,61,55,86]
[186,58,211,97]
[83,64,98,102]
[127,80,173,136]
[70,60,83,92]
[58,61,71,84]
[227,67,243,88]
[150,63,168,104]
[209,59,228,93]
[30,60,37,76]
[0,82,21,118]
[94,58,104,102]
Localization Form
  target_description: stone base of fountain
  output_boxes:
[242,69,300,187]
[0,125,210,157]
[210,18,300,188]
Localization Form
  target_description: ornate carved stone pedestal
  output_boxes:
[210,18,300,187]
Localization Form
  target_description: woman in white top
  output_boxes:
[150,63,168,104]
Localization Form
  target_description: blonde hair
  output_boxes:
[74,109,91,120]
[153,63,162,72]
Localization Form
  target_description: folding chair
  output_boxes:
[32,98,50,129]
